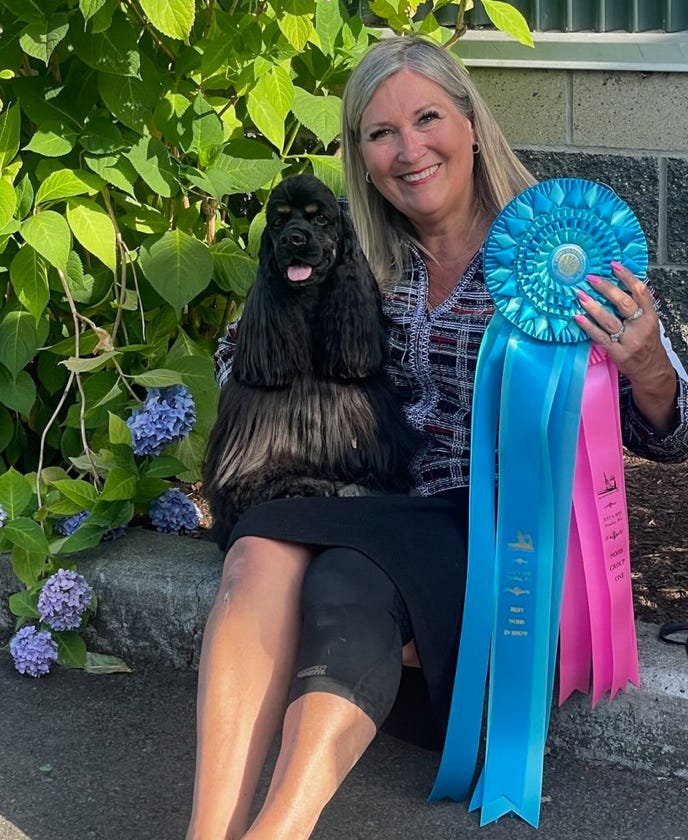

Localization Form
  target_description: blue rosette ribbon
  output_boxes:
[429,178,648,827]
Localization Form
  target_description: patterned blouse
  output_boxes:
[214,245,688,497]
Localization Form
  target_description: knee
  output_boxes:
[215,536,310,605]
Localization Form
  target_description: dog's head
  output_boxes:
[264,174,341,288]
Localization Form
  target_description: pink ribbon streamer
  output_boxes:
[559,348,640,706]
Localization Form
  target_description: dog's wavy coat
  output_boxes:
[204,174,420,547]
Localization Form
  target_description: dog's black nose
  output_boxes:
[280,228,307,247]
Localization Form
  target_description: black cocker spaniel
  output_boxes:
[204,174,420,547]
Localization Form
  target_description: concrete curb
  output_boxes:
[2,527,687,778]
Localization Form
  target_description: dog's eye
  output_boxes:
[271,217,285,229]
[313,213,329,226]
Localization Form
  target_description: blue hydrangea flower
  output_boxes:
[103,524,127,541]
[37,568,94,632]
[55,510,90,536]
[0,503,7,528]
[9,626,59,677]
[126,385,196,457]
[150,488,201,534]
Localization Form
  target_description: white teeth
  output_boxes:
[401,165,439,183]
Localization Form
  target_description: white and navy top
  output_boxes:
[215,245,688,497]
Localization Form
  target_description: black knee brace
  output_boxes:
[288,548,411,728]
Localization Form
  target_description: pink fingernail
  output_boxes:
[577,289,591,302]
[610,261,624,271]
[574,314,587,325]
[587,274,602,284]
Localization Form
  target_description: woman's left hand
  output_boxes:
[574,261,678,434]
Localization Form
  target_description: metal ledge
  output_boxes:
[455,30,688,72]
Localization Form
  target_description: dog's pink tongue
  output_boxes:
[287,265,312,282]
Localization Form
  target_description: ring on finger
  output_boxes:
[609,324,626,342]
[625,306,644,322]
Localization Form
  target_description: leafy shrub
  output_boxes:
[0,0,529,673]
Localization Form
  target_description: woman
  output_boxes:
[186,36,688,840]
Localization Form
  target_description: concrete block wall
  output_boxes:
[471,67,688,357]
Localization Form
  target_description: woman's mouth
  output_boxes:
[400,164,440,184]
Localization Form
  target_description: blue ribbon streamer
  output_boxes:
[430,178,648,828]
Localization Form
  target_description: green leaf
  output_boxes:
[11,544,47,587]
[19,14,69,65]
[3,517,50,555]
[134,475,169,503]
[247,67,294,153]
[79,117,126,155]
[126,136,178,199]
[0,310,40,377]
[100,467,138,501]
[98,71,157,134]
[108,412,132,446]
[0,102,21,171]
[305,155,344,198]
[139,0,195,40]
[315,0,344,56]
[0,368,36,415]
[35,168,105,206]
[84,651,132,674]
[1,0,49,24]
[142,454,188,478]
[80,0,110,25]
[15,175,35,220]
[24,125,77,157]
[182,94,224,167]
[9,246,50,321]
[9,589,39,619]
[51,479,98,509]
[55,631,88,669]
[278,12,313,52]
[0,178,17,228]
[84,153,138,198]
[210,240,256,297]
[0,467,33,517]
[139,230,213,311]
[292,89,342,148]
[66,198,117,272]
[21,211,71,271]
[70,11,141,77]
[481,0,534,47]
[168,429,206,481]
[205,150,285,196]
[132,368,184,388]
[60,350,121,373]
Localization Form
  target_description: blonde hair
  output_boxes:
[341,35,536,285]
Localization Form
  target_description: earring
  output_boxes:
[365,171,372,183]
[472,142,480,155]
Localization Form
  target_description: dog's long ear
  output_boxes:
[316,209,388,379]
[232,225,311,387]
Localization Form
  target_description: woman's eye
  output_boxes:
[418,110,440,125]
[368,127,391,141]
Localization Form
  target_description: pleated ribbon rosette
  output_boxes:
[429,178,648,827]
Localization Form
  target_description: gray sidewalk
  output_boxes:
[1,526,688,839]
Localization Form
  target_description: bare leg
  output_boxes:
[186,536,311,840]
[243,692,377,840]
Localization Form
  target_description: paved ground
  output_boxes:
[1,656,687,840]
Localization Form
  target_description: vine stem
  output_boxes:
[35,370,76,510]
[56,269,101,489]
[445,0,469,49]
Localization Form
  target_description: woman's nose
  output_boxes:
[395,130,423,163]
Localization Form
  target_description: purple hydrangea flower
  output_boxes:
[0,503,7,528]
[9,626,59,677]
[126,385,196,457]
[150,488,201,534]
[56,510,89,536]
[103,524,127,541]
[37,568,94,632]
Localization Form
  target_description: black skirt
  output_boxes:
[229,490,469,750]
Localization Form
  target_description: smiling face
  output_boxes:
[359,69,478,237]
[266,175,340,288]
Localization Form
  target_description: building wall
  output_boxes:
[471,67,688,356]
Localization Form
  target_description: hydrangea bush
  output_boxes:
[0,1,530,675]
